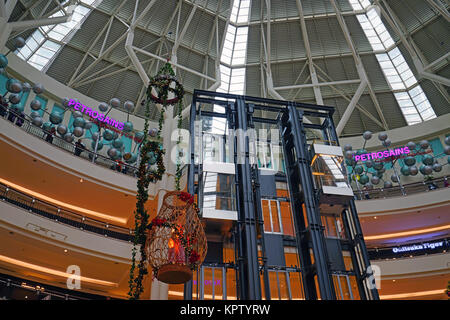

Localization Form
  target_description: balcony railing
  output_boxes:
[0,181,133,242]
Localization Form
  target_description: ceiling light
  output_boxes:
[79,178,83,183]
[64,249,68,253]
[364,224,450,240]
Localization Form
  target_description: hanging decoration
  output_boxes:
[128,62,201,300]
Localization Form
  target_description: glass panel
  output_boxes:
[289,272,304,300]
[203,268,213,300]
[340,275,352,300]
[268,271,279,299]
[280,201,294,236]
[279,272,290,300]
[349,276,361,300]
[270,201,281,233]
[214,268,223,299]
[262,200,271,232]
[226,269,237,300]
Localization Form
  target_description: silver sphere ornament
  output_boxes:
[7,79,23,93]
[378,132,388,141]
[98,102,109,112]
[343,144,353,152]
[64,133,74,143]
[30,99,42,110]
[364,183,373,190]
[149,128,158,138]
[444,146,450,155]
[444,136,450,146]
[32,83,44,94]
[84,121,93,130]
[14,37,25,49]
[73,127,84,137]
[57,125,67,136]
[110,98,120,108]
[32,117,43,127]
[384,181,393,189]
[22,82,31,92]
[72,111,83,118]
[423,165,433,175]
[409,166,418,176]
[433,163,442,172]
[419,140,429,149]
[9,93,21,104]
[103,129,114,141]
[371,176,380,185]
[362,131,372,140]
[49,112,63,125]
[73,117,86,128]
[391,174,399,183]
[107,148,118,159]
[124,100,134,112]
[112,138,123,149]
[406,141,416,151]
[382,139,391,147]
[30,111,40,119]
[123,121,133,133]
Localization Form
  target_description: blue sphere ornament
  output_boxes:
[354,165,364,174]
[404,156,416,166]
[32,83,44,95]
[0,54,8,68]
[135,131,145,142]
[9,93,21,104]
[422,154,434,165]
[124,100,135,112]
[400,166,410,176]
[123,121,133,132]
[99,102,109,112]
[92,140,103,151]
[112,138,123,149]
[107,148,118,159]
[103,129,114,141]
[359,174,369,185]
[378,132,388,141]
[110,98,120,108]
[49,112,63,124]
[149,128,158,137]
[73,127,84,137]
[444,146,450,155]
[363,131,372,140]
[14,37,26,49]
[433,163,442,172]
[42,122,53,132]
[73,117,86,128]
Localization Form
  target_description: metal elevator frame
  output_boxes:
[185,89,379,300]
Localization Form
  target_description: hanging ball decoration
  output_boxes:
[123,121,133,133]
[115,151,122,160]
[22,82,32,93]
[124,100,135,112]
[354,165,364,174]
[345,150,354,160]
[443,146,450,155]
[406,141,416,151]
[110,98,121,108]
[365,160,374,168]
[107,148,118,159]
[371,176,380,185]
[384,181,393,189]
[62,97,71,108]
[364,183,374,190]
[444,136,450,146]
[391,174,399,183]
[49,111,63,124]
[346,159,356,167]
[98,102,109,112]
[103,129,114,141]
[422,154,434,166]
[30,99,42,110]
[73,117,86,128]
[400,166,410,176]
[64,133,74,143]
[433,163,442,172]
[112,138,123,149]
[343,144,353,151]
[32,117,43,127]
[57,124,67,136]
[359,174,369,185]
[6,78,23,93]
[92,140,103,151]
[73,127,84,137]
[72,111,83,118]
[382,139,391,147]
[42,122,53,132]
[419,165,433,175]
[84,121,93,130]
[378,132,388,141]
[404,156,416,166]
[135,131,145,142]
[409,165,418,176]
[30,111,40,119]
[14,37,26,49]
[419,140,429,149]
[125,153,137,164]
[0,54,8,68]
[9,93,21,104]
[32,83,44,95]
[147,152,157,165]
[373,162,384,171]
[363,131,372,140]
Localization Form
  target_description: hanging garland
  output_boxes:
[128,62,185,300]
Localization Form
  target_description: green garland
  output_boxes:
[128,62,185,300]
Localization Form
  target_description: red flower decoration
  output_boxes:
[179,192,194,204]
[151,218,166,227]
[189,250,200,264]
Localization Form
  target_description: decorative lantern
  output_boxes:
[146,191,207,284]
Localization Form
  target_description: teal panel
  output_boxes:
[121,134,132,153]
[430,137,444,158]
[0,73,7,94]
[84,122,98,140]
[17,90,30,109]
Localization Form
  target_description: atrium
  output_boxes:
[0,0,448,301]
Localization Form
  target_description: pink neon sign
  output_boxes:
[354,147,410,161]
